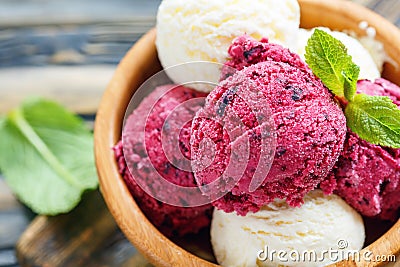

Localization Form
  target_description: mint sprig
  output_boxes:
[342,64,360,101]
[305,29,400,148]
[305,29,360,97]
[346,94,400,147]
[0,98,98,215]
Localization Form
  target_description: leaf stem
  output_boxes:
[9,108,83,190]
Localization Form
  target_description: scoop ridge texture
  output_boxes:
[322,78,400,221]
[115,85,213,236]
[191,36,347,215]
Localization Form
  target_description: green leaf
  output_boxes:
[345,93,400,148]
[305,29,400,148]
[305,29,359,97]
[343,63,360,101]
[0,117,5,174]
[0,98,98,215]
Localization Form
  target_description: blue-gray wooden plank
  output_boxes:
[0,1,399,266]
[0,0,160,68]
[0,176,31,267]
[0,21,154,67]
[0,0,161,25]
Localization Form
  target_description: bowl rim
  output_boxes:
[94,28,216,267]
[94,0,400,266]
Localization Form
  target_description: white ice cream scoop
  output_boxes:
[210,190,365,267]
[156,0,300,92]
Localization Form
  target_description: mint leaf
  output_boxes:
[305,30,400,148]
[0,98,98,215]
[343,63,360,101]
[305,29,359,97]
[346,93,400,148]
[0,117,4,174]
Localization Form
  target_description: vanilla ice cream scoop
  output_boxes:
[156,0,300,92]
[296,27,382,81]
[210,190,365,267]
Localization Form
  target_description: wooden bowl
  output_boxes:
[94,0,400,266]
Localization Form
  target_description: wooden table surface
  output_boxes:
[0,0,399,266]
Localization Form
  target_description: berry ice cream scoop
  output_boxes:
[321,78,400,221]
[114,84,213,236]
[191,36,347,216]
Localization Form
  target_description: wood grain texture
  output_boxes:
[300,0,400,86]
[0,66,115,114]
[0,20,156,68]
[0,0,161,26]
[1,0,400,116]
[15,190,139,267]
[0,177,31,267]
[0,1,158,115]
[4,0,400,266]
[94,1,400,266]
[350,0,400,24]
[94,28,216,267]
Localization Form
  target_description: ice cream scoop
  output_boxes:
[296,27,382,81]
[211,190,365,267]
[156,0,300,92]
[114,84,213,236]
[321,78,400,221]
[191,36,347,216]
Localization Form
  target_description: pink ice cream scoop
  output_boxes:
[114,84,213,236]
[222,34,309,75]
[191,35,347,216]
[321,78,400,221]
